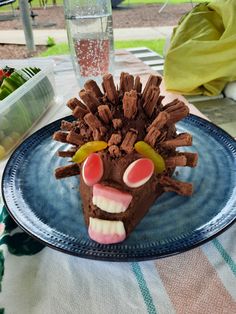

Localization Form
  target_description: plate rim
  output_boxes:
[1,114,236,261]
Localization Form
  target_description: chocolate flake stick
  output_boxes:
[84,112,103,130]
[163,99,179,110]
[143,86,160,117]
[73,102,89,119]
[79,89,100,113]
[84,80,103,98]
[108,133,122,146]
[98,105,113,124]
[57,148,77,158]
[157,131,167,143]
[66,130,84,146]
[134,75,142,93]
[108,145,121,158]
[53,131,68,143]
[120,72,134,93]
[112,118,123,130]
[165,155,187,168]
[55,163,80,179]
[163,99,189,125]
[103,74,119,105]
[123,90,138,119]
[67,97,83,110]
[144,127,161,147]
[92,129,103,141]
[147,111,169,131]
[142,75,162,102]
[120,130,138,153]
[178,152,198,167]
[161,133,192,149]
[160,176,193,196]
[61,120,73,131]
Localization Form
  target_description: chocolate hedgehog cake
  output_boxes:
[53,73,198,244]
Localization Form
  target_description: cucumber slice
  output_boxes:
[10,72,27,86]
[0,87,11,100]
[16,69,31,81]
[2,77,20,91]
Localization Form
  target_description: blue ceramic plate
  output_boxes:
[2,115,236,261]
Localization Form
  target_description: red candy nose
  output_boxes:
[82,153,104,186]
[123,158,154,188]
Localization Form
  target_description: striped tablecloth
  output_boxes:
[0,52,235,313]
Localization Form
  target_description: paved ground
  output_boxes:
[0,4,193,30]
[0,26,174,45]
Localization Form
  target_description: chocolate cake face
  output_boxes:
[54,73,198,244]
[79,151,167,244]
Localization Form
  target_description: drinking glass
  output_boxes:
[63,0,115,87]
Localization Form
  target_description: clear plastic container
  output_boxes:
[0,60,56,160]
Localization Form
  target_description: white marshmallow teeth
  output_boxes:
[92,195,126,213]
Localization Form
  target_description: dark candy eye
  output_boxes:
[82,153,103,186]
[123,158,154,188]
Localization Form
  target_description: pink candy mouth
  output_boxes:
[89,184,131,244]
[88,227,126,244]
[88,217,126,244]
[92,183,132,213]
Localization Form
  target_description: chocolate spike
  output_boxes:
[66,130,84,146]
[108,145,121,158]
[73,102,89,119]
[92,129,103,141]
[142,75,162,102]
[112,119,123,130]
[61,120,73,131]
[57,148,77,158]
[120,72,134,93]
[163,99,189,125]
[161,133,192,148]
[165,155,187,168]
[55,163,80,179]
[103,74,119,105]
[83,112,103,130]
[108,133,122,146]
[53,131,68,143]
[144,127,161,147]
[166,124,177,139]
[123,90,138,119]
[67,97,84,111]
[143,86,160,117]
[120,130,138,153]
[134,75,142,93]
[178,152,198,167]
[84,80,103,98]
[80,127,90,137]
[160,176,193,196]
[147,111,169,131]
[163,99,179,111]
[157,131,167,143]
[79,89,100,113]
[98,105,113,124]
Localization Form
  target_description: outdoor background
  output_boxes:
[0,0,207,58]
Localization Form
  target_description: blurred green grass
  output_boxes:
[39,38,166,57]
[123,0,207,4]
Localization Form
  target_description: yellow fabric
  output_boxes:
[164,0,236,96]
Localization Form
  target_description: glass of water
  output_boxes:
[63,0,114,87]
